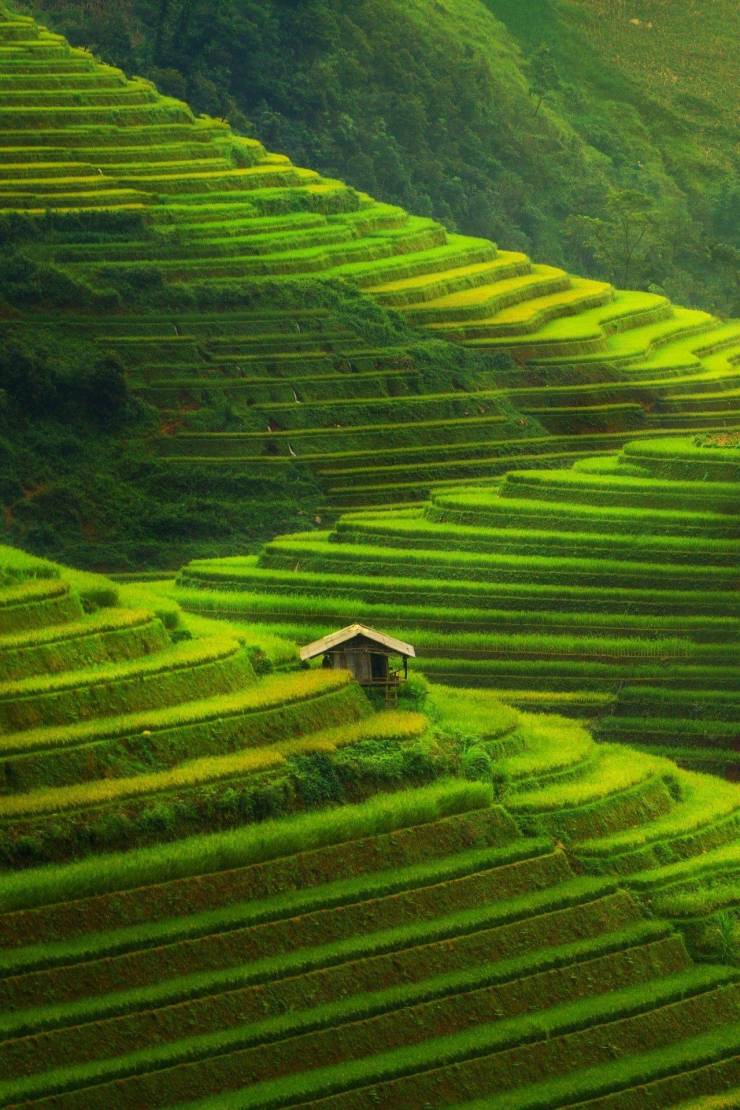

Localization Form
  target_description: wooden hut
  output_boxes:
[299,623,415,705]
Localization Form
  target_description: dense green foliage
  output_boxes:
[0,315,326,570]
[17,0,739,313]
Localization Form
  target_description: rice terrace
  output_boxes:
[0,0,738,1106]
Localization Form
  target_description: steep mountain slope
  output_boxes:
[175,436,740,778]
[0,4,737,568]
[17,0,740,313]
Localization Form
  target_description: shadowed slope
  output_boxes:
[0,6,737,526]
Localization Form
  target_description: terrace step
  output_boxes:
[0,608,170,681]
[0,711,410,866]
[576,769,740,875]
[0,667,359,793]
[98,971,738,1109]
[433,278,614,341]
[364,249,513,305]
[430,488,739,537]
[413,265,573,329]
[330,511,740,566]
[498,468,739,514]
[0,580,83,634]
[178,559,740,638]
[506,747,676,839]
[0,635,252,731]
[0,795,514,947]
[1,846,574,1011]
[0,929,700,1105]
[452,1026,740,1108]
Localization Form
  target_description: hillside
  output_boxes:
[0,542,738,1105]
[0,2,737,1104]
[175,435,740,779]
[0,544,440,867]
[0,4,738,569]
[16,0,740,315]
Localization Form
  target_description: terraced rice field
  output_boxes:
[0,544,436,868]
[175,436,740,777]
[2,4,738,1104]
[1,665,738,1107]
[0,8,738,514]
[1,537,737,1104]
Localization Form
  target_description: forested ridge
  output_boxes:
[17,0,739,313]
[0,0,737,572]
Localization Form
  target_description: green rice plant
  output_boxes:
[0,582,82,635]
[370,256,525,307]
[0,917,668,1082]
[126,968,738,1110]
[0,873,613,1041]
[0,661,348,759]
[476,688,614,718]
[1,833,545,980]
[613,686,740,720]
[0,806,517,955]
[600,717,739,750]
[577,770,740,872]
[321,517,740,566]
[499,469,738,513]
[178,563,740,641]
[665,1085,740,1110]
[496,713,595,787]
[430,490,735,536]
[0,610,169,681]
[651,880,739,922]
[0,545,58,582]
[454,1027,740,1109]
[633,747,738,777]
[179,612,297,670]
[0,670,363,793]
[629,844,740,895]
[426,685,519,740]
[0,636,253,732]
[505,746,668,814]
[0,779,492,912]
[0,923,685,1104]
[0,711,425,821]
[622,436,740,482]
[172,587,721,655]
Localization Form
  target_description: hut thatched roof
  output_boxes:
[299,623,416,662]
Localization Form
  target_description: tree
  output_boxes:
[528,44,560,118]
[566,188,661,287]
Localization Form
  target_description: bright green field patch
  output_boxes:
[0,666,352,757]
[0,710,423,820]
[497,713,595,785]
[578,770,740,863]
[505,746,667,814]
[0,779,491,912]
[426,685,520,740]
[0,836,549,980]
